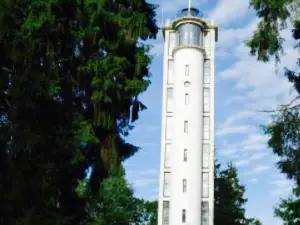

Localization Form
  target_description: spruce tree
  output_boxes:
[214,162,261,225]
[0,0,158,224]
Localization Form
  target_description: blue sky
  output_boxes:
[123,1,298,225]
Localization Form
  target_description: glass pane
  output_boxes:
[165,144,171,168]
[202,173,209,197]
[203,88,210,112]
[184,121,188,133]
[182,209,186,223]
[203,116,210,139]
[183,179,187,192]
[201,202,209,225]
[163,201,170,225]
[164,172,171,197]
[185,94,189,105]
[167,88,173,112]
[177,23,202,46]
[167,88,173,100]
[202,144,209,168]
[166,117,173,140]
[184,149,188,161]
[204,60,210,84]
[185,65,189,76]
[168,60,174,84]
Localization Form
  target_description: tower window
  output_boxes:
[184,121,188,133]
[184,81,190,87]
[166,116,173,140]
[185,93,189,105]
[165,144,171,168]
[183,149,188,162]
[163,201,170,225]
[203,117,209,140]
[204,59,210,84]
[202,173,209,198]
[201,202,209,225]
[183,179,187,192]
[185,65,189,76]
[182,209,186,223]
[167,88,174,112]
[203,88,210,112]
[167,88,173,100]
[163,172,171,197]
[202,144,209,168]
[168,60,174,84]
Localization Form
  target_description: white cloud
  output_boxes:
[222,110,257,126]
[219,131,269,157]
[216,125,256,137]
[235,152,268,167]
[209,0,251,26]
[242,165,271,176]
[217,18,259,49]
[270,179,294,197]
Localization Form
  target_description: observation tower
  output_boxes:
[157,6,218,225]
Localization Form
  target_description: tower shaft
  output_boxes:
[157,8,218,225]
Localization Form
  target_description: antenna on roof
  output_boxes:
[188,0,191,14]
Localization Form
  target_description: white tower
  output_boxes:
[157,7,218,225]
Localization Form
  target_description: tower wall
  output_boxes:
[170,47,204,225]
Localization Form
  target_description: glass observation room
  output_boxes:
[175,8,204,47]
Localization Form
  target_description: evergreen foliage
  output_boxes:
[0,0,158,224]
[214,162,261,225]
[77,166,158,225]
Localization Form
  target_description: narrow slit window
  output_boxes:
[184,149,188,162]
[185,93,189,105]
[184,121,188,133]
[183,179,187,192]
[185,65,189,76]
[182,209,186,223]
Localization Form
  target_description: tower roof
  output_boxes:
[176,7,203,18]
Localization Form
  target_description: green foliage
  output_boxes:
[274,186,300,225]
[0,0,158,224]
[249,1,300,224]
[247,0,296,61]
[215,162,261,225]
[77,166,158,225]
